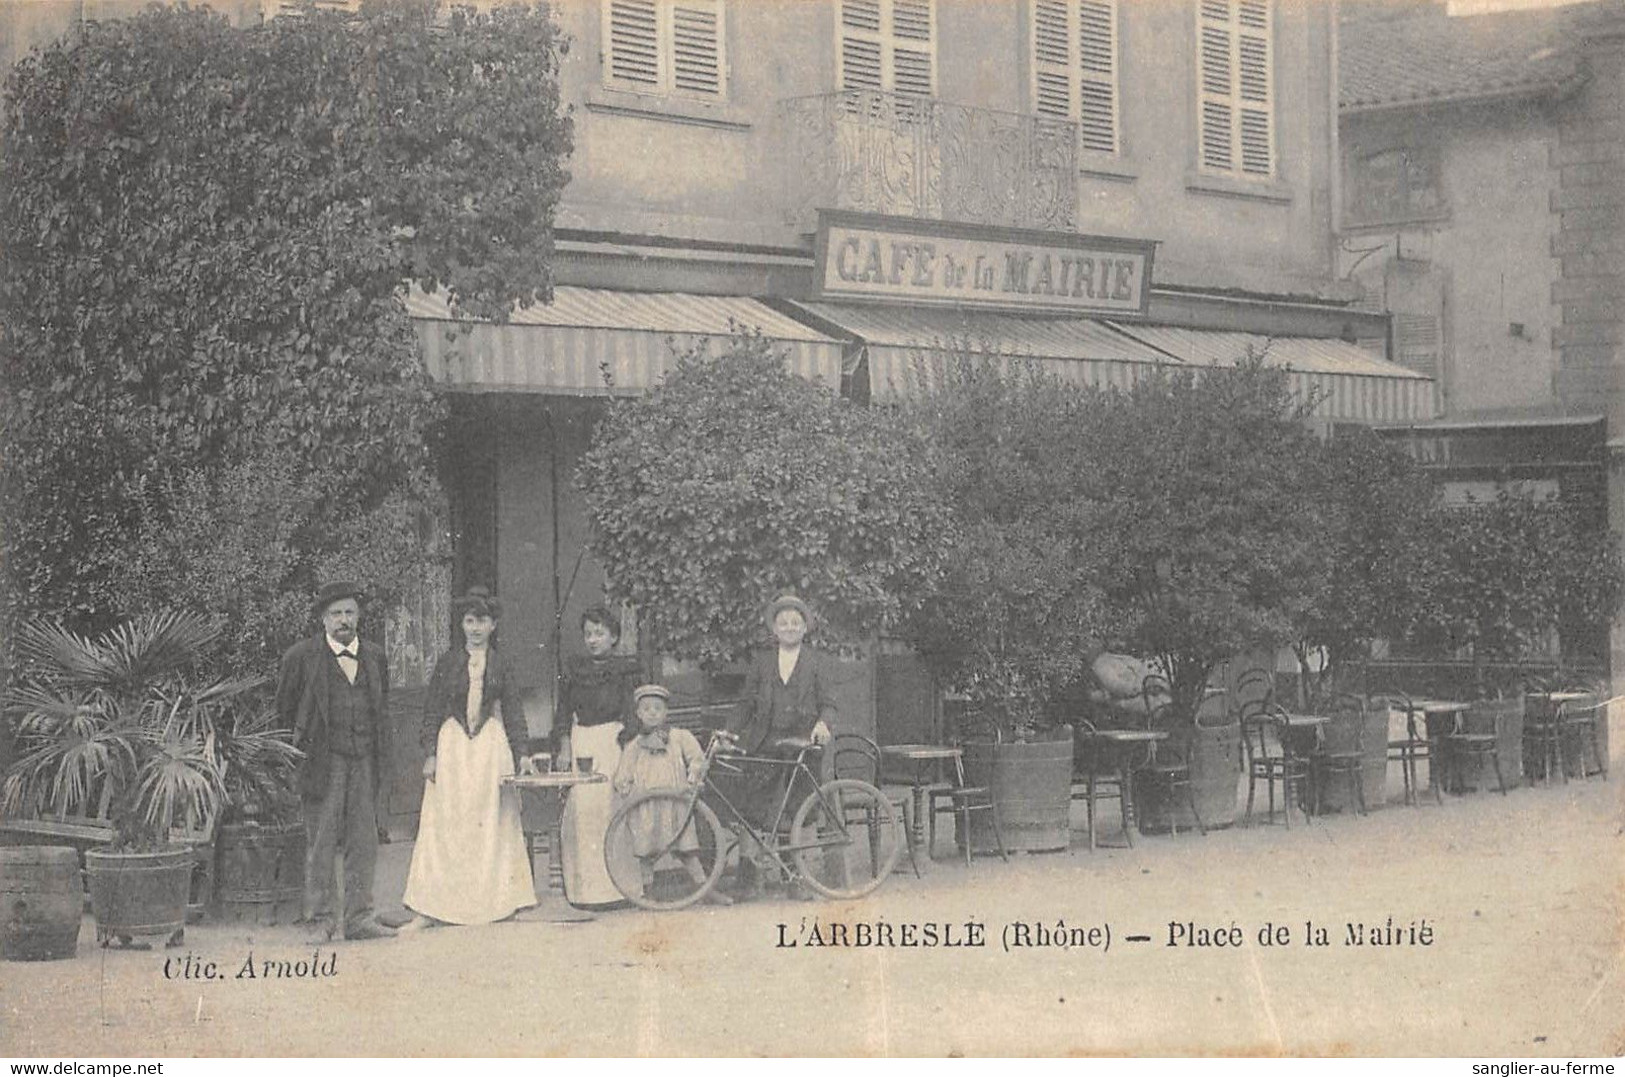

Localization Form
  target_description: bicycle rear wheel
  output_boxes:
[790,778,901,900]
[604,791,727,911]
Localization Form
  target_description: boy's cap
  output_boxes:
[633,684,670,703]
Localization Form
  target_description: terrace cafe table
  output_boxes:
[1073,727,1170,838]
[503,769,609,923]
[1404,699,1472,794]
[879,743,962,858]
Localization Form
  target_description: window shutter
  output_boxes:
[604,0,725,99]
[1032,0,1074,119]
[671,0,724,97]
[840,0,934,96]
[1197,0,1273,178]
[1395,314,1440,380]
[607,0,662,90]
[1235,0,1273,176]
[1076,0,1118,154]
[891,0,935,97]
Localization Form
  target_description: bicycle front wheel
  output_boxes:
[604,791,727,911]
[790,778,901,900]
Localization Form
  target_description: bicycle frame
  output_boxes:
[646,736,863,879]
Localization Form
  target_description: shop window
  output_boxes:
[838,0,936,98]
[1347,146,1446,226]
[1195,0,1274,179]
[603,0,727,100]
[1031,0,1120,155]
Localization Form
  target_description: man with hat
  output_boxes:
[731,594,837,755]
[275,581,397,941]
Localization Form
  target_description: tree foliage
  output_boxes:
[1085,357,1326,725]
[1292,425,1438,698]
[901,355,1110,735]
[1401,489,1624,685]
[578,333,953,668]
[0,1,572,644]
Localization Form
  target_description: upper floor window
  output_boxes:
[603,0,726,99]
[1196,0,1273,179]
[1031,0,1119,155]
[838,0,935,97]
[1347,146,1446,226]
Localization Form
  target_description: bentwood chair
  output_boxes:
[926,717,1009,867]
[827,733,921,878]
[1242,703,1313,827]
[1071,718,1130,850]
[1379,691,1443,807]
[1135,678,1207,838]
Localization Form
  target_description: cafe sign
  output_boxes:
[813,210,1156,317]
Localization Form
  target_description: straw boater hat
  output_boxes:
[764,593,812,625]
[633,684,670,704]
[312,580,364,617]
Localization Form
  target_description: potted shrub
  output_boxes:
[1402,490,1624,792]
[904,355,1107,853]
[2,611,290,947]
[1086,359,1327,830]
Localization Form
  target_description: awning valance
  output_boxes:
[785,300,1436,423]
[407,286,846,394]
[788,300,1175,401]
[1104,323,1436,424]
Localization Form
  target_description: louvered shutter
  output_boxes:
[1395,314,1440,380]
[604,0,725,98]
[607,0,663,90]
[839,0,935,96]
[671,0,724,97]
[1032,0,1118,154]
[1197,0,1273,178]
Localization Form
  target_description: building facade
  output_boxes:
[1337,0,1623,669]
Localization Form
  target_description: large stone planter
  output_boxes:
[960,736,1074,853]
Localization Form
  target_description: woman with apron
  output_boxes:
[555,607,641,907]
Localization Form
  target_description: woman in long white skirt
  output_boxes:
[556,608,641,907]
[400,589,535,927]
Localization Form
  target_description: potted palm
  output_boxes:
[2,611,291,947]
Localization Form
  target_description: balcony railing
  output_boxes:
[779,90,1080,233]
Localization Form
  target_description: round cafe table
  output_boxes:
[1074,728,1169,839]
[879,744,962,859]
[503,770,610,923]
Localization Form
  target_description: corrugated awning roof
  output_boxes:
[1104,323,1430,380]
[406,286,846,394]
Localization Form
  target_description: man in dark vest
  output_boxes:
[276,581,396,941]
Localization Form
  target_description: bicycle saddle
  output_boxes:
[772,736,816,753]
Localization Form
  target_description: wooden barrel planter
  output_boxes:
[1136,719,1242,833]
[214,822,305,923]
[0,846,81,961]
[84,846,194,946]
[960,736,1074,853]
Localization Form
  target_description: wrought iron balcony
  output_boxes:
[778,90,1080,233]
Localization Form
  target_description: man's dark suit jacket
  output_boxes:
[276,634,392,800]
[731,646,839,754]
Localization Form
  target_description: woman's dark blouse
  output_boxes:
[422,646,530,768]
[556,653,641,751]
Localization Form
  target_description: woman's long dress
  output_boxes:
[557,653,641,906]
[403,715,534,925]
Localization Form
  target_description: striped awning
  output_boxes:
[784,300,1437,423]
[1105,323,1437,424]
[407,286,846,394]
[788,301,1177,400]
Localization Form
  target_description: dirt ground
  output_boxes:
[3,731,1622,1058]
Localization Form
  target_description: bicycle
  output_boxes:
[602,728,902,910]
